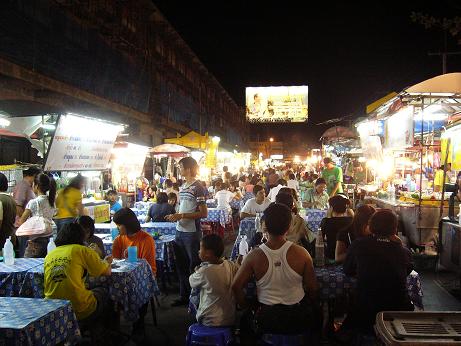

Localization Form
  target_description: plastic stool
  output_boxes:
[186,323,233,346]
[261,333,309,346]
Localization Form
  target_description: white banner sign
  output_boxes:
[384,107,414,149]
[45,114,122,171]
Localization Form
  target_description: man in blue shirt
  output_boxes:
[107,190,122,214]
[166,157,208,306]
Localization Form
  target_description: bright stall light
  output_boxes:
[0,117,10,127]
[212,136,221,143]
[294,155,300,163]
[414,105,448,121]
[41,124,56,130]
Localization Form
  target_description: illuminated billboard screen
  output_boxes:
[246,86,308,123]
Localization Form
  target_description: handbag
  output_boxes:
[16,199,54,237]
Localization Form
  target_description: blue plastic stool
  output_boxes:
[186,323,233,346]
[261,333,309,346]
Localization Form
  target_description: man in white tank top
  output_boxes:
[232,203,318,335]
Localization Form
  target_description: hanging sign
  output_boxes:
[44,114,122,171]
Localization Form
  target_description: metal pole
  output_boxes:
[418,103,424,244]
[440,138,451,219]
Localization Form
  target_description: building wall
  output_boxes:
[0,0,248,147]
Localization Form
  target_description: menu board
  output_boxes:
[44,114,122,171]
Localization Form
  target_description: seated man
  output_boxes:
[302,178,329,210]
[189,234,239,326]
[106,189,122,215]
[44,223,112,323]
[240,185,271,219]
[342,209,414,333]
[232,203,318,335]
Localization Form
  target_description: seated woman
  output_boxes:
[44,223,112,324]
[335,205,375,263]
[302,178,329,210]
[320,195,354,261]
[113,208,156,274]
[275,192,313,248]
[232,203,318,336]
[112,208,157,333]
[77,215,105,258]
[145,192,176,222]
[342,209,414,333]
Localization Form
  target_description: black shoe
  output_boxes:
[170,297,189,307]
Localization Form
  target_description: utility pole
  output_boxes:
[429,29,461,74]
[428,51,461,74]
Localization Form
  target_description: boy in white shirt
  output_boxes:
[189,234,239,326]
[240,185,271,219]
[214,182,235,211]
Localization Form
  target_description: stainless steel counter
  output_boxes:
[440,218,461,273]
[368,197,457,246]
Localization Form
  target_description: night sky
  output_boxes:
[153,1,461,149]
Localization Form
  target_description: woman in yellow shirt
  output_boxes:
[54,175,86,232]
[44,223,112,329]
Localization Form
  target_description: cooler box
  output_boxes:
[375,311,461,345]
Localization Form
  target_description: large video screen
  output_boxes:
[246,86,308,123]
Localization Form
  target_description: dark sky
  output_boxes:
[153,1,461,148]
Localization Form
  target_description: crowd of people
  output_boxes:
[0,157,418,344]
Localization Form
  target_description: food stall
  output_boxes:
[110,141,150,207]
[44,113,124,223]
[356,73,461,246]
[163,131,221,183]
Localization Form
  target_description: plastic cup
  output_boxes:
[127,246,138,263]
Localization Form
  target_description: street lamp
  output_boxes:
[269,137,274,142]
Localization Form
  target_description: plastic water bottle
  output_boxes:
[315,231,325,267]
[3,236,14,265]
[239,235,249,257]
[255,213,261,233]
[47,238,56,254]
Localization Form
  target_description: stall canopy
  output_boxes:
[405,73,461,94]
[320,126,358,148]
[150,143,190,157]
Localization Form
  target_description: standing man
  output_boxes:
[166,157,208,306]
[321,157,343,197]
[0,173,16,249]
[434,164,451,192]
[13,167,40,220]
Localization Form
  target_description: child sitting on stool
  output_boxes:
[189,234,239,326]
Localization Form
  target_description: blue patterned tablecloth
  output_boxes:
[206,200,217,208]
[133,201,153,211]
[230,217,257,260]
[94,222,177,235]
[88,259,160,321]
[0,259,44,297]
[0,297,80,346]
[95,233,175,263]
[4,259,160,322]
[305,209,328,232]
[202,208,231,227]
[230,200,241,210]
